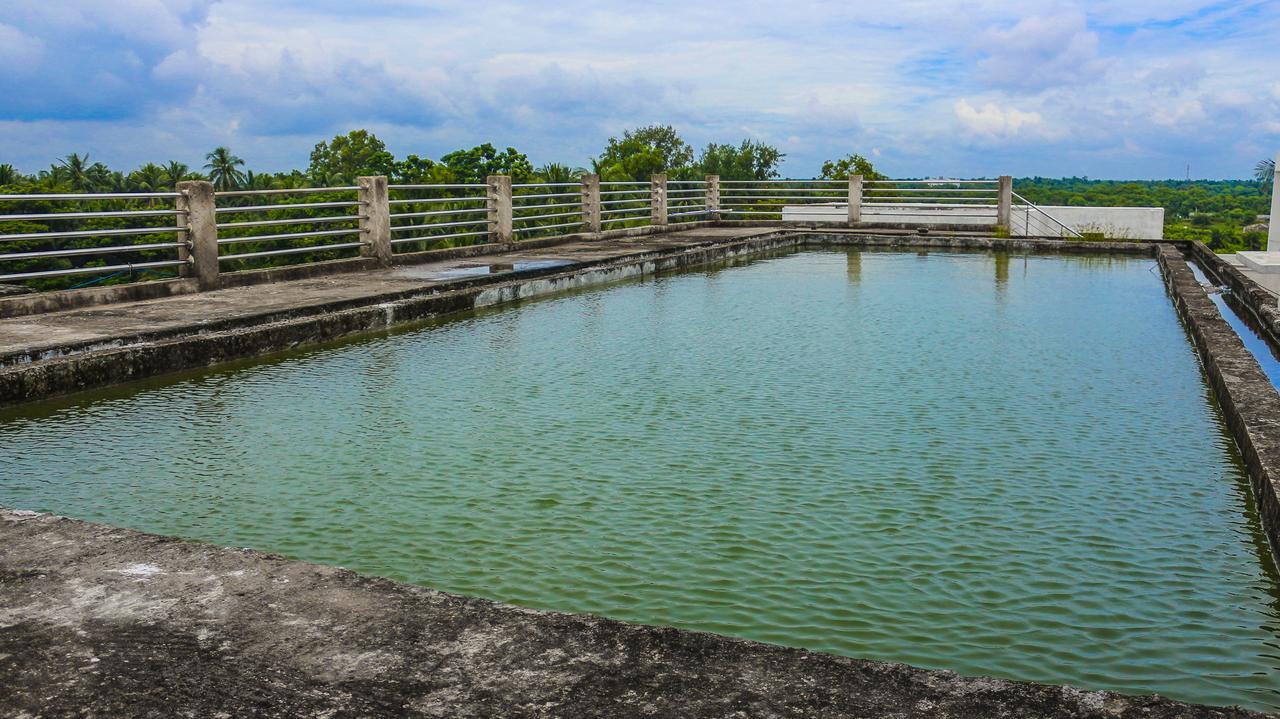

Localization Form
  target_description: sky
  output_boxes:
[1,0,1277,179]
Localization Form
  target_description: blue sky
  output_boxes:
[1,0,1277,179]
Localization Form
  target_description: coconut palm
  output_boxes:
[129,163,168,193]
[536,163,587,184]
[0,164,20,186]
[56,153,98,192]
[162,161,190,189]
[204,147,247,191]
[1256,158,1276,191]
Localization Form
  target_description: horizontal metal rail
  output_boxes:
[388,196,485,206]
[865,187,995,193]
[515,220,585,232]
[217,228,366,246]
[599,181,651,186]
[213,187,357,197]
[390,219,489,232]
[389,207,489,219]
[719,179,843,185]
[218,215,364,229]
[600,199,649,207]
[599,190,650,198]
[0,242,188,261]
[720,196,843,202]
[390,230,490,245]
[0,192,180,200]
[513,211,583,223]
[513,192,580,201]
[220,242,368,262]
[1,225,183,242]
[864,179,997,185]
[600,208,650,217]
[214,201,362,214]
[0,208,177,221]
[0,259,188,282]
[514,202,583,212]
[389,184,487,190]
[668,180,707,184]
[512,182,581,188]
[863,197,996,203]
[719,186,844,193]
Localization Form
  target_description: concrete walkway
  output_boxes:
[0,227,773,363]
[0,508,1264,718]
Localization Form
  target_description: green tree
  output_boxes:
[308,130,395,184]
[593,125,694,181]
[439,143,533,183]
[128,163,168,193]
[393,154,446,184]
[819,153,886,181]
[536,162,586,183]
[1257,158,1275,191]
[204,147,247,191]
[0,164,21,186]
[162,161,191,188]
[55,153,102,192]
[696,140,784,181]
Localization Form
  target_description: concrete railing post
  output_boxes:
[997,175,1013,231]
[487,175,513,244]
[705,175,720,221]
[1269,152,1279,253]
[175,180,218,291]
[582,173,601,234]
[848,174,863,226]
[357,175,392,266]
[651,173,668,228]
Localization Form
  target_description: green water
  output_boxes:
[4,249,1280,711]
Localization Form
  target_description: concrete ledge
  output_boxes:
[1156,244,1280,559]
[1190,243,1280,351]
[0,507,1264,718]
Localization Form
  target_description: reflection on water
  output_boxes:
[3,250,1280,711]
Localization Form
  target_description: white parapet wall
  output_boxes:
[1012,205,1164,240]
[778,202,1164,239]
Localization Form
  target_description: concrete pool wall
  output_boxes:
[5,228,1280,716]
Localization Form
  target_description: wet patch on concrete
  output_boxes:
[0,508,1266,718]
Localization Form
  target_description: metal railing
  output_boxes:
[1012,192,1083,238]
[0,171,1032,295]
[513,182,585,238]
[600,181,652,228]
[0,191,190,286]
[719,179,847,219]
[389,183,491,251]
[667,180,708,223]
[214,186,368,264]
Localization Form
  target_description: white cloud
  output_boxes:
[975,8,1109,91]
[953,99,1047,140]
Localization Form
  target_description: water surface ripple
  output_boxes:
[4,250,1280,711]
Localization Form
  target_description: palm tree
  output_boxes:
[129,163,168,193]
[162,161,190,189]
[0,164,20,186]
[537,163,589,184]
[204,147,247,191]
[1257,158,1276,192]
[56,153,98,192]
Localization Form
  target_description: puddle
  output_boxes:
[1187,260,1280,391]
[402,259,575,282]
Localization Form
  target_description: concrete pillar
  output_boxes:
[487,175,513,244]
[997,175,1013,230]
[705,175,720,220]
[848,174,863,226]
[357,175,392,266]
[650,174,668,227]
[581,174,601,234]
[1269,153,1279,253]
[175,180,218,291]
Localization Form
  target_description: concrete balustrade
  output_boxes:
[581,173,601,232]
[486,175,514,245]
[357,175,392,267]
[175,180,219,291]
[705,175,721,220]
[650,173,668,227]
[848,174,863,226]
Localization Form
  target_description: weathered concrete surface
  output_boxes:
[1157,244,1280,560]
[0,508,1267,719]
[0,228,790,405]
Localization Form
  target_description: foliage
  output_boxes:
[439,143,534,183]
[593,125,695,181]
[204,147,246,191]
[1257,158,1276,191]
[697,140,784,181]
[1015,176,1271,253]
[819,154,886,181]
[308,130,395,185]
